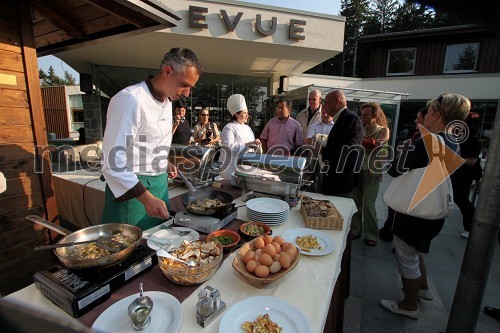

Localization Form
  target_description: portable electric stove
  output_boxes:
[174,206,238,234]
[33,245,157,318]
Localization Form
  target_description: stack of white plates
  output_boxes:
[246,198,289,225]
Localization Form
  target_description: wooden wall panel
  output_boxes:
[0,142,36,162]
[0,88,29,108]
[0,159,37,179]
[0,192,45,216]
[3,176,42,197]
[0,106,31,125]
[0,125,34,143]
[0,49,24,72]
[359,28,500,78]
[0,206,45,232]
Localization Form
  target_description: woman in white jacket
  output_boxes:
[219,94,261,179]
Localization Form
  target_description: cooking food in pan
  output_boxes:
[76,233,139,260]
[187,198,226,210]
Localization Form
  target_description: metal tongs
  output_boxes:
[34,236,125,252]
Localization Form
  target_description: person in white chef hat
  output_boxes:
[219,94,262,179]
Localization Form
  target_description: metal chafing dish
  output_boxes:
[168,144,221,188]
[231,152,314,202]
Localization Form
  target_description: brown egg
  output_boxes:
[271,241,281,254]
[279,252,291,269]
[254,255,260,264]
[259,253,273,267]
[263,235,273,245]
[243,250,256,264]
[273,236,285,246]
[255,249,262,257]
[246,260,258,273]
[263,243,276,258]
[255,237,265,249]
[255,265,270,278]
[286,247,297,259]
[282,242,293,252]
[273,254,281,262]
[269,261,282,274]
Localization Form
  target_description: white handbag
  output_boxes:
[383,134,454,220]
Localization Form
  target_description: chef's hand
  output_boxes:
[137,191,170,219]
[254,139,261,146]
[167,161,178,179]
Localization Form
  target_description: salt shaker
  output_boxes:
[196,285,226,327]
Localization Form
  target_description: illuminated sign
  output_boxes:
[188,6,306,41]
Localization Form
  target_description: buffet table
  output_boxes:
[6,190,356,333]
[52,170,189,228]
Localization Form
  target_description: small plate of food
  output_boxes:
[281,228,335,256]
[219,296,311,333]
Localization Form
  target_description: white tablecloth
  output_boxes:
[6,192,357,333]
[52,170,188,228]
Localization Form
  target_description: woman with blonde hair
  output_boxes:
[380,93,470,320]
[352,102,390,246]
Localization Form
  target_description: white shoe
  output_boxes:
[461,232,470,239]
[380,299,419,319]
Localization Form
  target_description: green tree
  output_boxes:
[38,65,78,86]
[307,0,370,76]
[391,2,433,31]
[369,0,399,33]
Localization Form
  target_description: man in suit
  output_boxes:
[321,89,363,197]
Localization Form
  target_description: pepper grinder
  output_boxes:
[127,283,154,330]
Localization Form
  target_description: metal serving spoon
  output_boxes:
[156,245,197,267]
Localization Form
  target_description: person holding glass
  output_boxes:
[352,102,390,247]
[193,108,220,147]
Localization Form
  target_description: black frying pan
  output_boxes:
[181,190,234,215]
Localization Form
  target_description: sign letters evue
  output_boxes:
[188,6,306,40]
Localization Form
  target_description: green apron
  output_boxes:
[101,173,170,231]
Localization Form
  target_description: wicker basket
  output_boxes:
[300,196,344,230]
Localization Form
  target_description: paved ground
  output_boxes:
[343,176,500,333]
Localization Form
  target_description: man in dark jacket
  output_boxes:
[321,89,363,197]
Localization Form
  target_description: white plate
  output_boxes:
[246,198,289,214]
[247,210,288,217]
[281,228,335,256]
[145,227,199,251]
[219,296,312,333]
[248,214,288,225]
[92,291,182,333]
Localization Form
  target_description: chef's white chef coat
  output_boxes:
[219,121,255,179]
[101,81,172,198]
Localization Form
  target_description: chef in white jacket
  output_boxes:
[219,94,261,179]
[100,48,202,230]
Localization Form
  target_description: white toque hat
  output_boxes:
[227,94,247,116]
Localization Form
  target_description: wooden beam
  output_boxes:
[17,0,59,223]
[84,0,151,28]
[34,0,85,38]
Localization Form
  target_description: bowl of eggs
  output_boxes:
[232,234,300,288]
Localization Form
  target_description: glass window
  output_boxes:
[386,48,416,76]
[444,43,479,73]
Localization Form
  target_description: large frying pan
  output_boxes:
[27,215,142,270]
[177,169,234,215]
[181,190,234,215]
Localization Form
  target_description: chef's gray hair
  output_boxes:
[160,48,204,75]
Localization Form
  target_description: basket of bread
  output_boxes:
[300,195,344,230]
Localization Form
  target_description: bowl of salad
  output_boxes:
[206,229,240,252]
[239,221,271,240]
